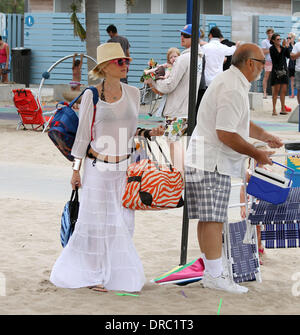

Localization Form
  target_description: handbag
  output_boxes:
[60,187,80,247]
[122,138,184,210]
[275,69,287,79]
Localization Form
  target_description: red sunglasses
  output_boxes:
[109,58,130,66]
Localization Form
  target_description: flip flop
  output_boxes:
[88,285,108,292]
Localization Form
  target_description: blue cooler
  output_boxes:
[247,161,294,205]
[284,143,300,187]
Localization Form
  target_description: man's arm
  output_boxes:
[249,121,283,148]
[216,130,275,165]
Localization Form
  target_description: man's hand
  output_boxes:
[254,149,275,165]
[150,125,165,136]
[264,134,283,149]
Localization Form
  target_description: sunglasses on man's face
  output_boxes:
[109,58,130,66]
[181,32,191,39]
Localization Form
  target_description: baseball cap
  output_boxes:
[180,24,200,37]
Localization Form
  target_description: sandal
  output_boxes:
[88,285,108,292]
[272,112,278,116]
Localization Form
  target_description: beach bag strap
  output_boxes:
[144,137,173,171]
[67,86,99,142]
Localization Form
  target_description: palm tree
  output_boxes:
[70,0,100,84]
[70,0,135,83]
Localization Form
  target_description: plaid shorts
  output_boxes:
[185,167,231,222]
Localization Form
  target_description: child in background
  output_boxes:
[70,53,83,91]
[144,47,180,83]
[240,143,270,265]
[146,47,180,116]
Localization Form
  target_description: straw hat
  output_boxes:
[91,42,132,72]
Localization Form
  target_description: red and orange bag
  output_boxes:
[122,139,184,210]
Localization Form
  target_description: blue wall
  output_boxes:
[24,13,232,88]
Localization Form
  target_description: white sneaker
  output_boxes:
[202,272,248,294]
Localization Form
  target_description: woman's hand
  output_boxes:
[149,125,165,137]
[71,170,81,190]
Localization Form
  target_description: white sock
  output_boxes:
[203,256,223,278]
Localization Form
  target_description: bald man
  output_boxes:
[185,43,283,294]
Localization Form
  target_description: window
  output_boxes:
[128,0,151,13]
[164,0,223,15]
[292,0,300,15]
[54,0,115,13]
[54,0,83,13]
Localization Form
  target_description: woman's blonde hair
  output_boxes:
[166,47,180,63]
[88,61,109,80]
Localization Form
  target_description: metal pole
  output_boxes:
[179,0,200,266]
[186,0,193,24]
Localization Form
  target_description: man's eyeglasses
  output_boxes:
[109,58,130,66]
[250,58,266,65]
[181,32,191,38]
[287,37,291,39]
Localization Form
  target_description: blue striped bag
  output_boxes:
[60,188,79,247]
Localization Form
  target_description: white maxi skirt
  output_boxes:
[50,157,146,292]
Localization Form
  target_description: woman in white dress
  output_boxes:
[50,43,164,293]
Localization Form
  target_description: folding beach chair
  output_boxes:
[248,187,300,249]
[222,179,261,284]
[12,89,53,131]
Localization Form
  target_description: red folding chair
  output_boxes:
[12,89,52,131]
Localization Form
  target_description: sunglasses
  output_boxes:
[287,37,291,39]
[109,58,130,66]
[181,32,191,38]
[250,58,266,65]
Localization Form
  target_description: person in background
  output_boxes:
[261,28,274,99]
[220,35,236,71]
[269,33,290,116]
[0,35,9,83]
[287,32,296,98]
[202,26,238,87]
[70,53,83,91]
[145,24,203,174]
[106,24,131,84]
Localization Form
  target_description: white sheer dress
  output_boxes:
[50,83,146,292]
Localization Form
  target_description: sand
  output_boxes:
[1,96,300,315]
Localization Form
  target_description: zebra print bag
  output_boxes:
[122,138,184,210]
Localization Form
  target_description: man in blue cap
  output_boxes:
[145,24,203,173]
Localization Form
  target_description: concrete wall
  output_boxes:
[231,0,291,42]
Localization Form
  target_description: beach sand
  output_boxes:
[1,97,300,315]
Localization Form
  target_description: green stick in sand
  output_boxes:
[115,293,139,297]
[217,298,223,315]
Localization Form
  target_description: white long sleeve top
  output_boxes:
[71,83,140,159]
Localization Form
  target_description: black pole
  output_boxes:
[179,0,200,266]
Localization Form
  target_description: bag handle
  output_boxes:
[70,186,79,203]
[144,137,173,171]
[271,160,295,187]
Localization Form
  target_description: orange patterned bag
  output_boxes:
[122,139,184,210]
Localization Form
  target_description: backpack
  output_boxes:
[48,86,99,161]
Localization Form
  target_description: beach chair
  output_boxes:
[248,187,300,248]
[12,89,53,131]
[222,178,261,284]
